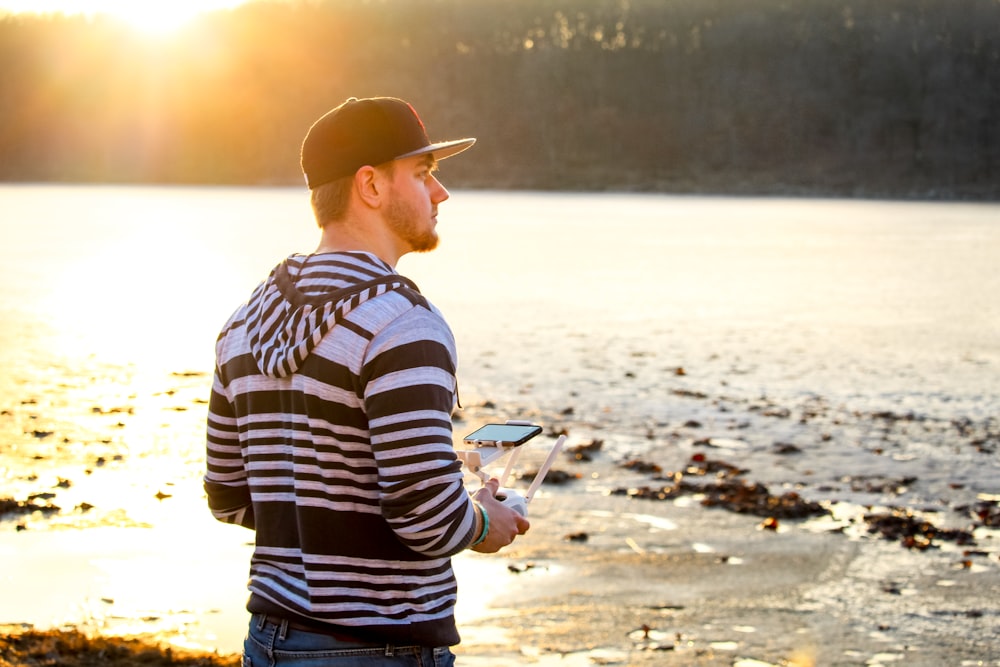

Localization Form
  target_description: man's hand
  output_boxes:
[470,478,530,553]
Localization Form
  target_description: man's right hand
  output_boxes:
[470,478,530,553]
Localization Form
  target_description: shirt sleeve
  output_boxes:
[362,307,477,557]
[203,364,256,530]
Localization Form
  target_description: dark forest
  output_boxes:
[1,0,997,199]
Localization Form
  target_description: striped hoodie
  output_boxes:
[204,251,477,647]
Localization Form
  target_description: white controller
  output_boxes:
[457,422,566,518]
[493,433,566,517]
[496,488,528,516]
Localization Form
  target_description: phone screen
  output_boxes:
[463,423,542,446]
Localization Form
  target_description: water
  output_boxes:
[1,185,998,656]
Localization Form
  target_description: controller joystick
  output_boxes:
[457,423,566,519]
[495,488,527,516]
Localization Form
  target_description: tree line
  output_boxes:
[1,0,997,199]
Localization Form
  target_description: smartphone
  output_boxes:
[463,423,542,447]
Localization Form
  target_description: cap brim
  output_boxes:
[395,138,476,162]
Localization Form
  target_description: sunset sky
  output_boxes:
[0,0,256,34]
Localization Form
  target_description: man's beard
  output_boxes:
[385,197,438,253]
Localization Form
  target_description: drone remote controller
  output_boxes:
[457,421,566,517]
[495,488,528,516]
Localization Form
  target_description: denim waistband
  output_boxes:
[261,614,371,642]
[253,613,422,654]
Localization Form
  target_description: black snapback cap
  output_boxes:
[300,96,476,189]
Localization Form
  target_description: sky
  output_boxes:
[0,0,256,34]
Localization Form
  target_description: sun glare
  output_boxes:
[0,0,252,36]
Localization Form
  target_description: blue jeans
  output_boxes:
[243,613,456,667]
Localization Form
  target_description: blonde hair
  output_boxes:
[309,162,397,228]
[310,177,352,228]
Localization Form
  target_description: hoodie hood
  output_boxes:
[244,253,419,379]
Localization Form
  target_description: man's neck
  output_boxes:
[315,225,402,268]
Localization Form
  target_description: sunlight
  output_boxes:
[0,0,252,36]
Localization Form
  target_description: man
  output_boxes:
[204,96,529,666]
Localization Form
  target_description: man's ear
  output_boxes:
[354,165,383,209]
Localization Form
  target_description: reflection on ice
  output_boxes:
[584,509,677,533]
[0,523,254,652]
[1,188,998,662]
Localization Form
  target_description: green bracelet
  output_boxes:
[470,502,489,547]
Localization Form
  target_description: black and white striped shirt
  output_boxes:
[204,251,476,647]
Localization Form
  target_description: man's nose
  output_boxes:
[431,176,450,204]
